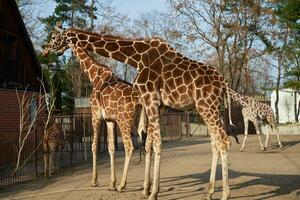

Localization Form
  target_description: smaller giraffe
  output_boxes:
[42,32,147,191]
[43,122,65,177]
[228,88,283,151]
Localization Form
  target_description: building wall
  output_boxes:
[271,88,300,123]
[0,0,42,91]
[0,89,46,132]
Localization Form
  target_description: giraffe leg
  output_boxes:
[202,136,219,200]
[117,123,134,192]
[49,150,54,177]
[240,119,249,151]
[106,121,117,191]
[275,127,283,148]
[44,152,49,177]
[196,101,231,200]
[264,125,271,150]
[147,106,161,200]
[266,125,283,149]
[142,134,152,198]
[149,132,162,200]
[220,143,230,200]
[91,108,101,187]
[51,150,56,174]
[254,121,265,150]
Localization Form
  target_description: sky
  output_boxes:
[37,0,167,19]
[112,0,167,18]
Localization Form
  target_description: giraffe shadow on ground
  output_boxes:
[158,167,300,200]
[162,137,210,150]
[279,139,300,150]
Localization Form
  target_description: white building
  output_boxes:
[271,88,300,123]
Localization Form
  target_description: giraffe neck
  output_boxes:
[65,28,177,70]
[228,88,250,107]
[68,44,113,87]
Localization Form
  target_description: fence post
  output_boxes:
[170,112,173,142]
[70,115,74,166]
[186,111,190,138]
[34,127,38,177]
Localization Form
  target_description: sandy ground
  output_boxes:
[1,135,300,200]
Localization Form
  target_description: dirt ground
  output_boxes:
[1,135,300,200]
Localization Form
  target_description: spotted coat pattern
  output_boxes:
[43,122,65,177]
[43,28,234,200]
[228,88,282,151]
[43,38,146,191]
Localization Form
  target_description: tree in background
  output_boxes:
[18,0,300,123]
[276,0,300,122]
[166,0,276,93]
[38,0,97,113]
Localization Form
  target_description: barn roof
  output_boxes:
[8,0,43,82]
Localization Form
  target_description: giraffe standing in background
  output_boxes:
[42,40,147,191]
[43,122,65,177]
[228,88,283,151]
[43,26,239,200]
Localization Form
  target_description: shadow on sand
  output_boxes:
[158,167,300,200]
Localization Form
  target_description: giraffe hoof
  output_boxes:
[91,181,99,187]
[279,144,283,149]
[108,186,117,191]
[262,147,266,151]
[117,185,125,192]
[142,190,150,198]
[147,194,157,200]
[201,195,212,200]
[240,148,244,152]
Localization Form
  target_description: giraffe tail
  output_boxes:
[137,108,147,164]
[225,86,240,144]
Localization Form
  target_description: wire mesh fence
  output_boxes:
[0,110,188,189]
[0,113,106,189]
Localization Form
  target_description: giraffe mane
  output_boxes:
[68,28,166,43]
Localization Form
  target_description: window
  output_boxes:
[30,98,37,123]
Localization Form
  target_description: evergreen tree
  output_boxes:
[39,0,97,114]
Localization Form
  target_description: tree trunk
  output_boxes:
[275,54,282,124]
[90,0,94,30]
[295,90,299,122]
[124,65,128,81]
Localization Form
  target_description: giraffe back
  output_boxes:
[43,123,66,152]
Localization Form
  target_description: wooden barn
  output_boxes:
[0,0,44,133]
[0,0,46,167]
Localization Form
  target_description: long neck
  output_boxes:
[228,88,250,107]
[65,28,174,70]
[68,44,113,87]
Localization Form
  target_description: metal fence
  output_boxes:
[0,111,187,188]
[0,113,106,188]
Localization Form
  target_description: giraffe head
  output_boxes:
[42,24,69,57]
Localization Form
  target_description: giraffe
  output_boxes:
[227,88,283,151]
[42,26,239,200]
[43,122,65,177]
[42,38,147,191]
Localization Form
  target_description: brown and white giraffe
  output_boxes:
[43,27,238,200]
[42,37,147,191]
[228,88,283,151]
[43,122,65,177]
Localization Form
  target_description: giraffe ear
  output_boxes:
[54,21,64,33]
[56,21,62,28]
